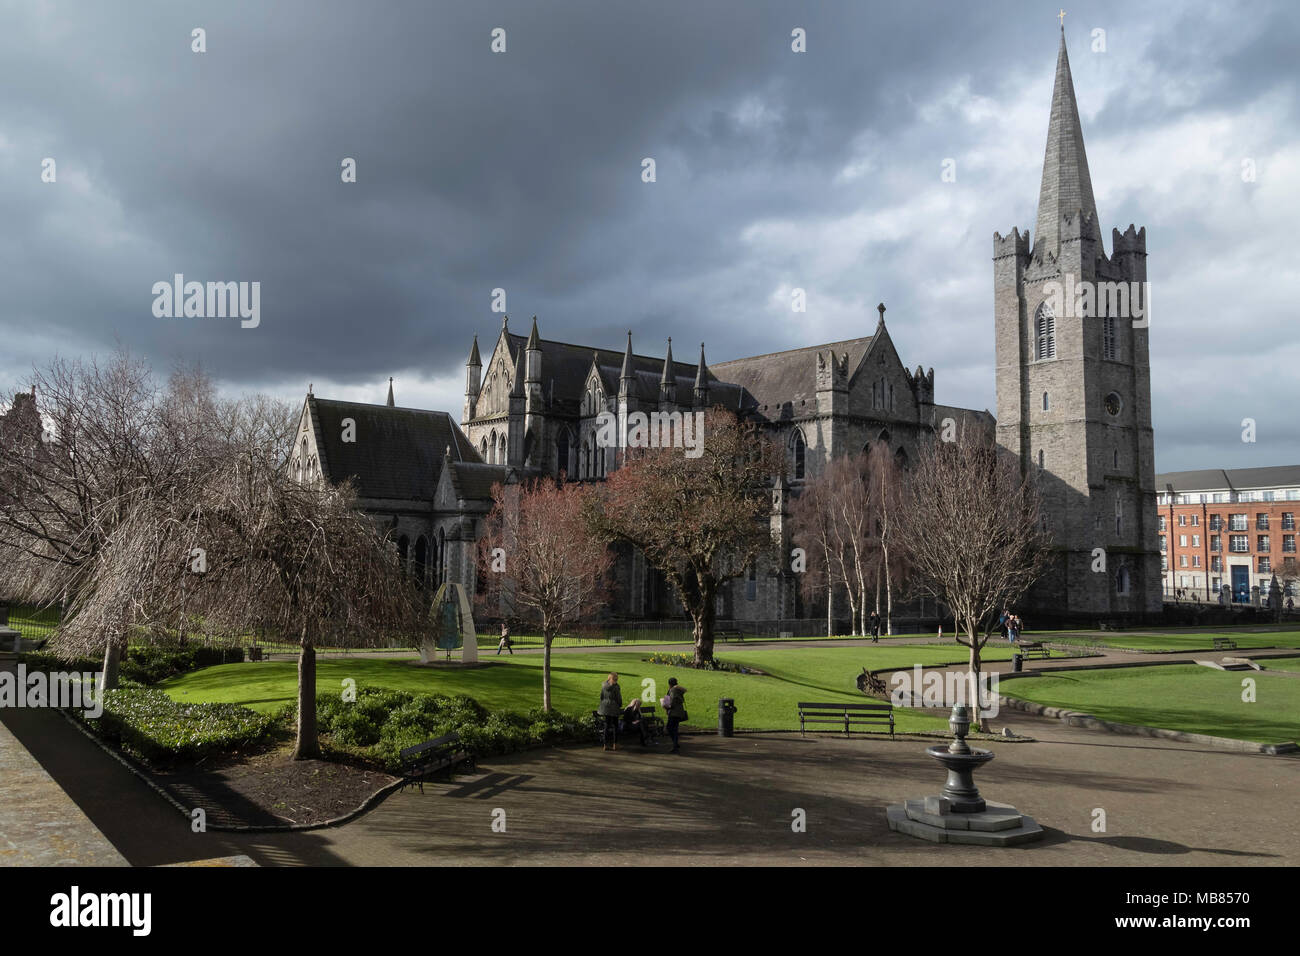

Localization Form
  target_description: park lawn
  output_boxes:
[1000,665,1300,744]
[1043,628,1300,653]
[159,644,1016,734]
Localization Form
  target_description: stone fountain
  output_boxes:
[886,703,1043,846]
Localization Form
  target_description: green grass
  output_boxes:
[159,644,1018,734]
[1042,628,1300,653]
[1001,665,1300,744]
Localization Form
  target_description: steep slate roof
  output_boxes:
[309,397,480,500]
[1156,465,1300,493]
[447,461,509,502]
[711,336,875,410]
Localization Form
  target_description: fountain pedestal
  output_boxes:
[885,704,1043,847]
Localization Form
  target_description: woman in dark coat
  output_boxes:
[598,673,623,751]
[665,677,687,754]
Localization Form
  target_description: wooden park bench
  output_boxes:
[399,732,474,793]
[592,706,665,745]
[1015,641,1051,659]
[1212,637,1238,650]
[797,701,894,738]
[716,629,745,643]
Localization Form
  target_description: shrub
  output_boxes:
[294,687,587,771]
[645,651,754,673]
[17,650,103,674]
[85,688,274,766]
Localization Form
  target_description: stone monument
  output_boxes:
[420,582,478,664]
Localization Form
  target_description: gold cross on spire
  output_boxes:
[1058,9,1066,26]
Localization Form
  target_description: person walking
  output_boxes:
[869,611,881,643]
[598,673,622,751]
[663,677,687,754]
[497,622,513,655]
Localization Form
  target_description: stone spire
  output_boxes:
[693,342,710,404]
[659,337,676,404]
[386,377,394,407]
[620,331,634,382]
[1034,28,1101,257]
[510,345,525,398]
[525,316,542,385]
[467,334,481,368]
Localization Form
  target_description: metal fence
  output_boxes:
[0,603,62,645]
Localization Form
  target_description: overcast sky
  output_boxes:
[1,0,1296,472]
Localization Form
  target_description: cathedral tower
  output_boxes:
[994,29,1161,619]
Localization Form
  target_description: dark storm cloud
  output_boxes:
[0,0,1296,470]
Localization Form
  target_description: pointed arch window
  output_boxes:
[792,429,807,480]
[1035,302,1056,360]
[1103,315,1117,360]
[557,429,570,478]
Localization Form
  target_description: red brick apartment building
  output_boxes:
[1157,465,1300,604]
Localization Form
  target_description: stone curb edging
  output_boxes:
[993,680,1298,755]
[57,709,407,834]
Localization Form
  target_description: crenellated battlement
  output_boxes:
[1112,223,1147,256]
[993,226,1031,260]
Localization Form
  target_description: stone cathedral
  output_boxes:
[291,29,1161,626]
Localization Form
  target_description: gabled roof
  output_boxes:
[711,336,875,410]
[447,461,509,502]
[308,397,479,500]
[1156,465,1300,493]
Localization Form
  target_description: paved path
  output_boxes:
[0,669,127,866]
[6,695,1297,867]
[216,715,1300,866]
[5,641,1297,867]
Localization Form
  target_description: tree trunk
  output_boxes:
[292,642,319,760]
[100,637,121,691]
[542,634,553,712]
[826,583,833,638]
[884,544,893,636]
[968,636,989,734]
[692,599,715,665]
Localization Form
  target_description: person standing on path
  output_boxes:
[598,672,622,751]
[664,677,687,753]
[869,611,880,643]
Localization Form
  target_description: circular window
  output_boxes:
[1104,392,1123,417]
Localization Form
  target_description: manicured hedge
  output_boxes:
[85,687,274,765]
[301,688,589,771]
[18,644,244,686]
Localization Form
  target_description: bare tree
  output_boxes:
[0,352,231,686]
[866,444,908,636]
[585,409,782,665]
[899,434,1050,725]
[788,475,840,636]
[478,478,612,711]
[165,456,419,760]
